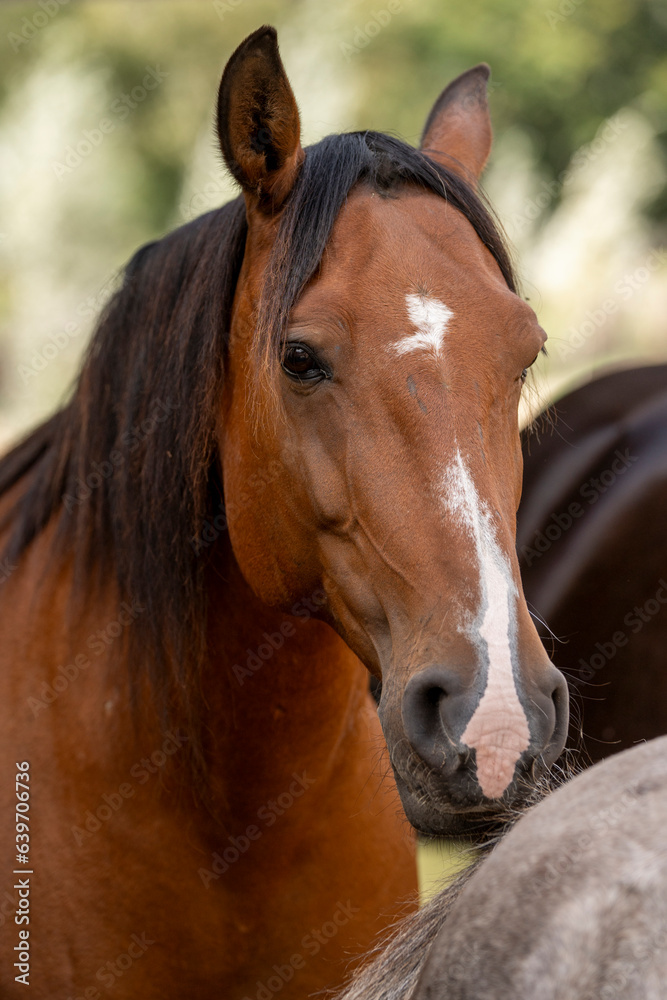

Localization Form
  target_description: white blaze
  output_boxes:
[441,450,530,798]
[390,294,453,359]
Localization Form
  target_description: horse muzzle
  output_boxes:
[380,661,569,835]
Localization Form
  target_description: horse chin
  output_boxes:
[401,793,503,838]
[392,769,505,838]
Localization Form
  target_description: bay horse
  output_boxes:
[0,26,568,998]
[335,734,667,1000]
[518,363,667,761]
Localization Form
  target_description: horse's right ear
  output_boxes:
[217,26,304,212]
[420,65,492,188]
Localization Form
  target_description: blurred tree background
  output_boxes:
[0,0,665,897]
[0,0,666,445]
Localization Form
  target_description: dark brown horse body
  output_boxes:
[0,27,568,998]
[518,364,667,760]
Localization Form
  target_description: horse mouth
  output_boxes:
[390,752,521,837]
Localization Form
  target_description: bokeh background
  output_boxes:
[1,0,666,892]
[1,0,666,443]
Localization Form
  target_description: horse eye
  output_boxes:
[281,343,328,383]
[284,345,312,374]
[521,355,539,382]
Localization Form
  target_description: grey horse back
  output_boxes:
[414,735,667,1000]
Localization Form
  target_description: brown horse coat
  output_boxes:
[0,26,568,997]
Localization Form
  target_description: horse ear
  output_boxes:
[217,26,304,210]
[420,65,492,187]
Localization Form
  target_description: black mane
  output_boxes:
[0,131,517,766]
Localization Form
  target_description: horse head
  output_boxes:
[217,27,569,834]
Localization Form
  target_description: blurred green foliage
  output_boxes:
[1,0,664,235]
[0,0,665,440]
[352,0,667,220]
[0,1,281,235]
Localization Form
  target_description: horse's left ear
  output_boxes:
[420,65,492,187]
[217,26,304,211]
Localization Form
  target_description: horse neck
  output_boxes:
[202,537,372,824]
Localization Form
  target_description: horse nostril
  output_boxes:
[541,666,570,766]
[401,666,466,772]
[424,684,446,708]
[401,661,570,787]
